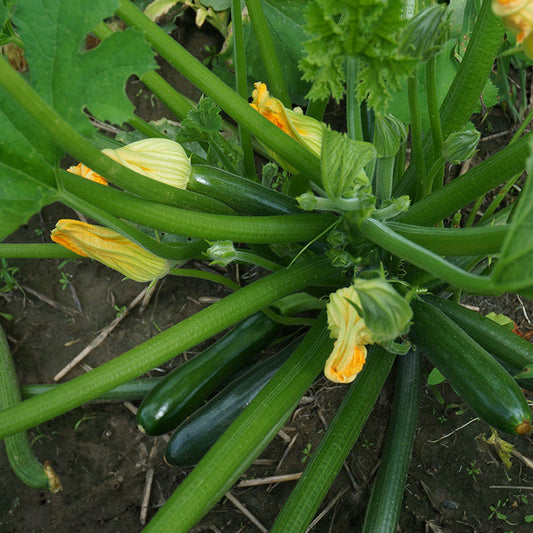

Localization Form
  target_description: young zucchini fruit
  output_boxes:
[165,337,301,467]
[136,312,281,435]
[0,325,62,492]
[410,299,531,435]
[422,294,533,388]
[188,165,301,215]
[362,349,422,533]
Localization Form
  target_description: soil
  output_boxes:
[2,10,533,533]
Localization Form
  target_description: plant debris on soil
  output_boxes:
[2,10,533,533]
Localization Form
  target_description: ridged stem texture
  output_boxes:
[0,257,338,439]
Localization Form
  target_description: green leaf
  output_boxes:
[13,0,157,136]
[202,0,231,9]
[176,96,242,170]
[300,0,416,111]
[485,312,515,331]
[492,139,533,293]
[427,367,446,386]
[0,85,56,240]
[214,0,311,103]
[0,3,7,26]
[0,0,157,239]
[321,128,376,200]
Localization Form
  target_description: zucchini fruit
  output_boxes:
[136,312,281,435]
[362,349,422,533]
[0,324,62,492]
[410,299,531,435]
[189,165,300,215]
[422,294,533,387]
[165,337,301,467]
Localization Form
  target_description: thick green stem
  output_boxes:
[115,0,321,183]
[270,347,395,533]
[60,171,336,244]
[0,257,338,439]
[144,312,333,532]
[21,377,162,402]
[305,98,328,121]
[58,184,207,261]
[395,0,505,197]
[426,56,443,160]
[0,55,229,214]
[93,21,194,120]
[232,0,256,179]
[407,76,426,199]
[375,157,395,205]
[387,222,507,255]
[127,115,167,139]
[346,57,363,142]
[245,0,290,106]
[359,218,500,294]
[398,130,533,226]
[0,243,78,259]
[170,268,240,291]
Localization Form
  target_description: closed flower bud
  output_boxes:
[373,113,408,159]
[250,82,324,164]
[493,0,533,57]
[352,278,412,343]
[102,138,191,189]
[442,126,480,164]
[400,4,451,61]
[325,286,374,384]
[51,220,170,282]
[206,240,237,267]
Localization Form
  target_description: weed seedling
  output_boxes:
[301,443,312,464]
[466,460,481,481]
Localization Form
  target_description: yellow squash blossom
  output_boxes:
[493,0,533,57]
[325,286,375,384]
[67,163,109,185]
[102,138,191,189]
[67,138,191,189]
[51,220,170,283]
[250,82,324,159]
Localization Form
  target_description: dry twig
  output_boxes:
[140,437,164,525]
[224,491,268,533]
[305,486,349,532]
[53,285,150,381]
[237,472,303,488]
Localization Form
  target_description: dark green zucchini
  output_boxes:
[165,337,301,467]
[188,164,300,215]
[422,294,533,388]
[362,349,422,533]
[136,312,281,435]
[410,299,531,435]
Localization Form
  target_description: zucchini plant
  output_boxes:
[1,0,533,531]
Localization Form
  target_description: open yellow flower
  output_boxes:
[493,0,533,57]
[67,163,109,185]
[325,286,375,384]
[67,138,191,189]
[102,138,191,189]
[250,82,323,158]
[51,220,170,283]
